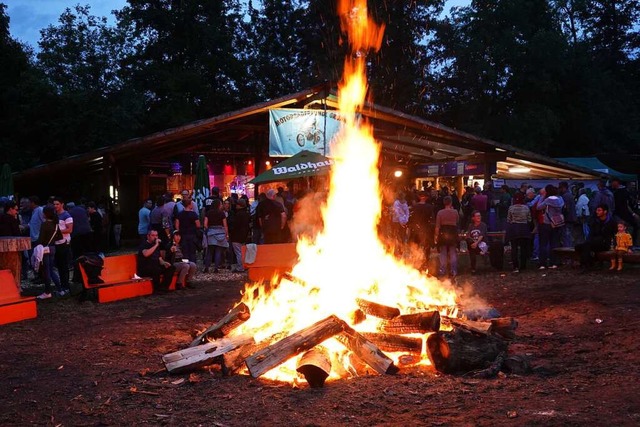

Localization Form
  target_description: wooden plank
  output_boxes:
[336,323,399,375]
[163,334,254,374]
[189,303,251,347]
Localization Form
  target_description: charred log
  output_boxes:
[426,329,508,374]
[189,303,251,347]
[379,311,440,334]
[336,322,399,375]
[296,346,332,388]
[163,334,254,374]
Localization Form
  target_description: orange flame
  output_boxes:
[232,0,458,382]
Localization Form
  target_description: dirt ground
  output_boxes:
[1,254,640,427]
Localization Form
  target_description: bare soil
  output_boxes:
[1,259,640,426]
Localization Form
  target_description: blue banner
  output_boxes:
[268,109,346,157]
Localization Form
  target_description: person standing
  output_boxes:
[496,185,512,231]
[87,202,104,253]
[410,191,435,270]
[203,198,229,273]
[536,185,564,269]
[0,200,20,236]
[258,189,287,244]
[229,198,251,272]
[471,187,489,225]
[174,196,201,263]
[506,192,533,272]
[138,198,153,243]
[558,182,577,248]
[466,210,487,274]
[434,196,460,279]
[575,188,590,242]
[391,191,410,252]
[52,197,73,296]
[68,201,93,284]
[34,205,63,299]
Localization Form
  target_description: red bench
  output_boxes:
[0,269,37,325]
[78,254,153,303]
[241,243,298,282]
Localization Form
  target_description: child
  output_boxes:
[610,222,633,271]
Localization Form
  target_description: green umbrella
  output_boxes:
[193,155,210,214]
[0,163,14,198]
[250,150,333,185]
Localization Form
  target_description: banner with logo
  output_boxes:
[268,108,346,157]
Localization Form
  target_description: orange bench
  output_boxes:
[0,269,37,325]
[78,254,153,303]
[242,243,298,282]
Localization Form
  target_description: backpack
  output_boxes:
[77,254,105,285]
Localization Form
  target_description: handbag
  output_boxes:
[546,211,565,228]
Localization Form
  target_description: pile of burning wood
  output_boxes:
[162,296,518,387]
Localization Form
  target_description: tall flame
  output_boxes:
[232,0,458,382]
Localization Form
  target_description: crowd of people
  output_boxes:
[0,196,110,299]
[1,177,637,298]
[384,178,639,279]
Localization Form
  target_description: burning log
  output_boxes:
[445,317,491,335]
[360,333,422,354]
[348,309,367,325]
[244,315,345,378]
[222,332,287,375]
[426,329,508,374]
[296,346,332,388]
[379,311,440,334]
[163,334,254,374]
[189,303,251,347]
[355,298,400,320]
[336,322,399,375]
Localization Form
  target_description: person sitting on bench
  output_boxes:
[138,229,175,293]
[167,230,196,289]
[575,204,616,273]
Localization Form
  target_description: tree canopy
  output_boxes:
[1,0,639,171]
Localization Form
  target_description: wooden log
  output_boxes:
[489,317,518,340]
[244,315,345,378]
[426,329,508,374]
[348,309,366,325]
[379,311,440,334]
[189,303,251,347]
[222,332,286,375]
[355,298,400,320]
[445,317,492,335]
[360,332,422,354]
[336,322,399,375]
[163,334,254,374]
[296,346,332,388]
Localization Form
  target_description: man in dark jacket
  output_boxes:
[229,198,251,272]
[575,204,617,272]
[0,200,20,236]
[558,182,577,247]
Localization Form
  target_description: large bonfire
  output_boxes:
[230,0,458,382]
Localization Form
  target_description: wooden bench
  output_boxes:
[0,269,37,325]
[78,254,153,303]
[553,247,640,263]
[241,243,298,282]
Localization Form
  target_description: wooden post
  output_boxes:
[379,311,440,334]
[244,315,345,378]
[163,334,254,374]
[189,303,251,347]
[336,322,399,375]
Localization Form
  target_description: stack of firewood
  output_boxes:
[162,293,518,386]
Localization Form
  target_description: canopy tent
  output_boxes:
[0,163,14,199]
[250,150,333,185]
